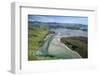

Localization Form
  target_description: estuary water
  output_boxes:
[35,28,87,59]
[50,28,87,37]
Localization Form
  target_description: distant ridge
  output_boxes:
[28,21,87,31]
[28,21,87,26]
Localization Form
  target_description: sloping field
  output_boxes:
[61,37,88,58]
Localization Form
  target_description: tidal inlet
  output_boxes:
[28,15,88,61]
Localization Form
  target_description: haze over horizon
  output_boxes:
[28,15,88,25]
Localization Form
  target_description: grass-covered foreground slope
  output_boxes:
[61,37,88,58]
[28,23,59,60]
[28,23,49,60]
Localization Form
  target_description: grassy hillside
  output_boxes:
[61,37,88,58]
[28,24,49,60]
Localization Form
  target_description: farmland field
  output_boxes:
[61,37,88,58]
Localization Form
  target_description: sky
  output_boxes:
[28,15,88,25]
